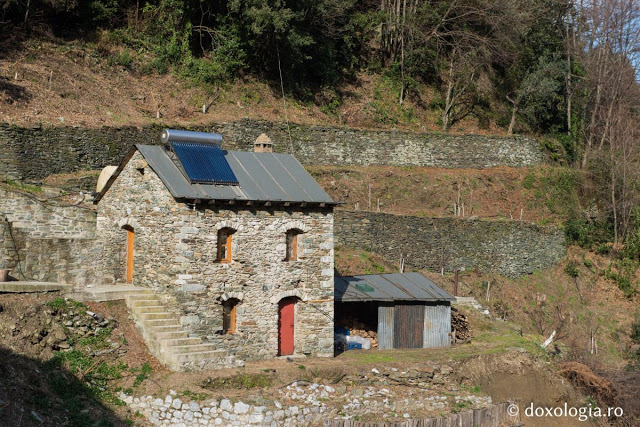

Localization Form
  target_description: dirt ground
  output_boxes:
[309,164,578,223]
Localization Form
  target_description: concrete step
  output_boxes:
[172,350,229,364]
[154,331,189,340]
[134,305,166,314]
[170,343,218,354]
[161,338,202,347]
[125,293,158,304]
[74,285,152,302]
[138,312,176,321]
[130,299,162,308]
[145,319,181,327]
[148,325,184,334]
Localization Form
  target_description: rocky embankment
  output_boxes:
[121,365,495,426]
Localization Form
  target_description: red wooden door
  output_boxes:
[278,298,295,356]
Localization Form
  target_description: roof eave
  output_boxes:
[177,197,340,207]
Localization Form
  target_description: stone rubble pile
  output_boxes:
[0,299,124,358]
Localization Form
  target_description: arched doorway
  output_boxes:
[122,225,134,283]
[278,297,297,356]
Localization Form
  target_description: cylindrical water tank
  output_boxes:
[161,129,223,145]
[96,166,118,193]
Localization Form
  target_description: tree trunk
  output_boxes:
[24,0,31,24]
[565,17,573,136]
[610,137,618,244]
[506,94,519,136]
[399,0,407,104]
[442,56,455,131]
[507,107,517,136]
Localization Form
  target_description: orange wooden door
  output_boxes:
[126,229,134,283]
[278,298,295,356]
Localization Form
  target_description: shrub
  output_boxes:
[564,262,579,278]
[565,213,613,249]
[632,317,640,345]
[604,258,638,298]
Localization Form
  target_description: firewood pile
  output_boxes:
[451,307,470,341]
[339,317,379,348]
[350,328,378,348]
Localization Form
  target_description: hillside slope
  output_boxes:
[1,39,506,134]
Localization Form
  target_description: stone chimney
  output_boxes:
[254,133,273,153]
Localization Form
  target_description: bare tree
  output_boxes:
[578,0,640,168]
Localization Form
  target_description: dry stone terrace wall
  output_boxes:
[96,151,334,360]
[0,120,543,184]
[335,211,566,278]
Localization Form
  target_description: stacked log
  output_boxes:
[451,307,470,341]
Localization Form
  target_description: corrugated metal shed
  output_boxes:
[95,144,337,205]
[336,273,453,350]
[377,304,394,350]
[334,272,454,303]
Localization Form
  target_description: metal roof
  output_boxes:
[127,145,337,205]
[335,272,455,303]
[171,141,240,185]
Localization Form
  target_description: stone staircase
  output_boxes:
[124,291,242,371]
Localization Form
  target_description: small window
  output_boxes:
[285,229,301,261]
[222,299,238,334]
[217,228,234,262]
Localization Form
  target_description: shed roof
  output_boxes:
[334,273,455,303]
[95,144,337,206]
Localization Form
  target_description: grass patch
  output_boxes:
[299,367,347,384]
[48,350,127,405]
[179,389,209,401]
[201,373,274,390]
[46,297,87,313]
[3,179,43,194]
[132,362,153,387]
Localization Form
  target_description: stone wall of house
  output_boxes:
[0,187,100,284]
[96,151,335,361]
[335,211,566,278]
[0,120,543,184]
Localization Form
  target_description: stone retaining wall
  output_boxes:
[0,188,96,239]
[0,187,99,284]
[0,120,543,183]
[335,211,565,277]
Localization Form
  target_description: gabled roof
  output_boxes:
[95,145,337,206]
[334,273,455,303]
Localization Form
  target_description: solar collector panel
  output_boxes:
[171,141,239,185]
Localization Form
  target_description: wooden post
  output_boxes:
[454,269,459,297]
[486,281,491,301]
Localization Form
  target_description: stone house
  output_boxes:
[94,130,337,361]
